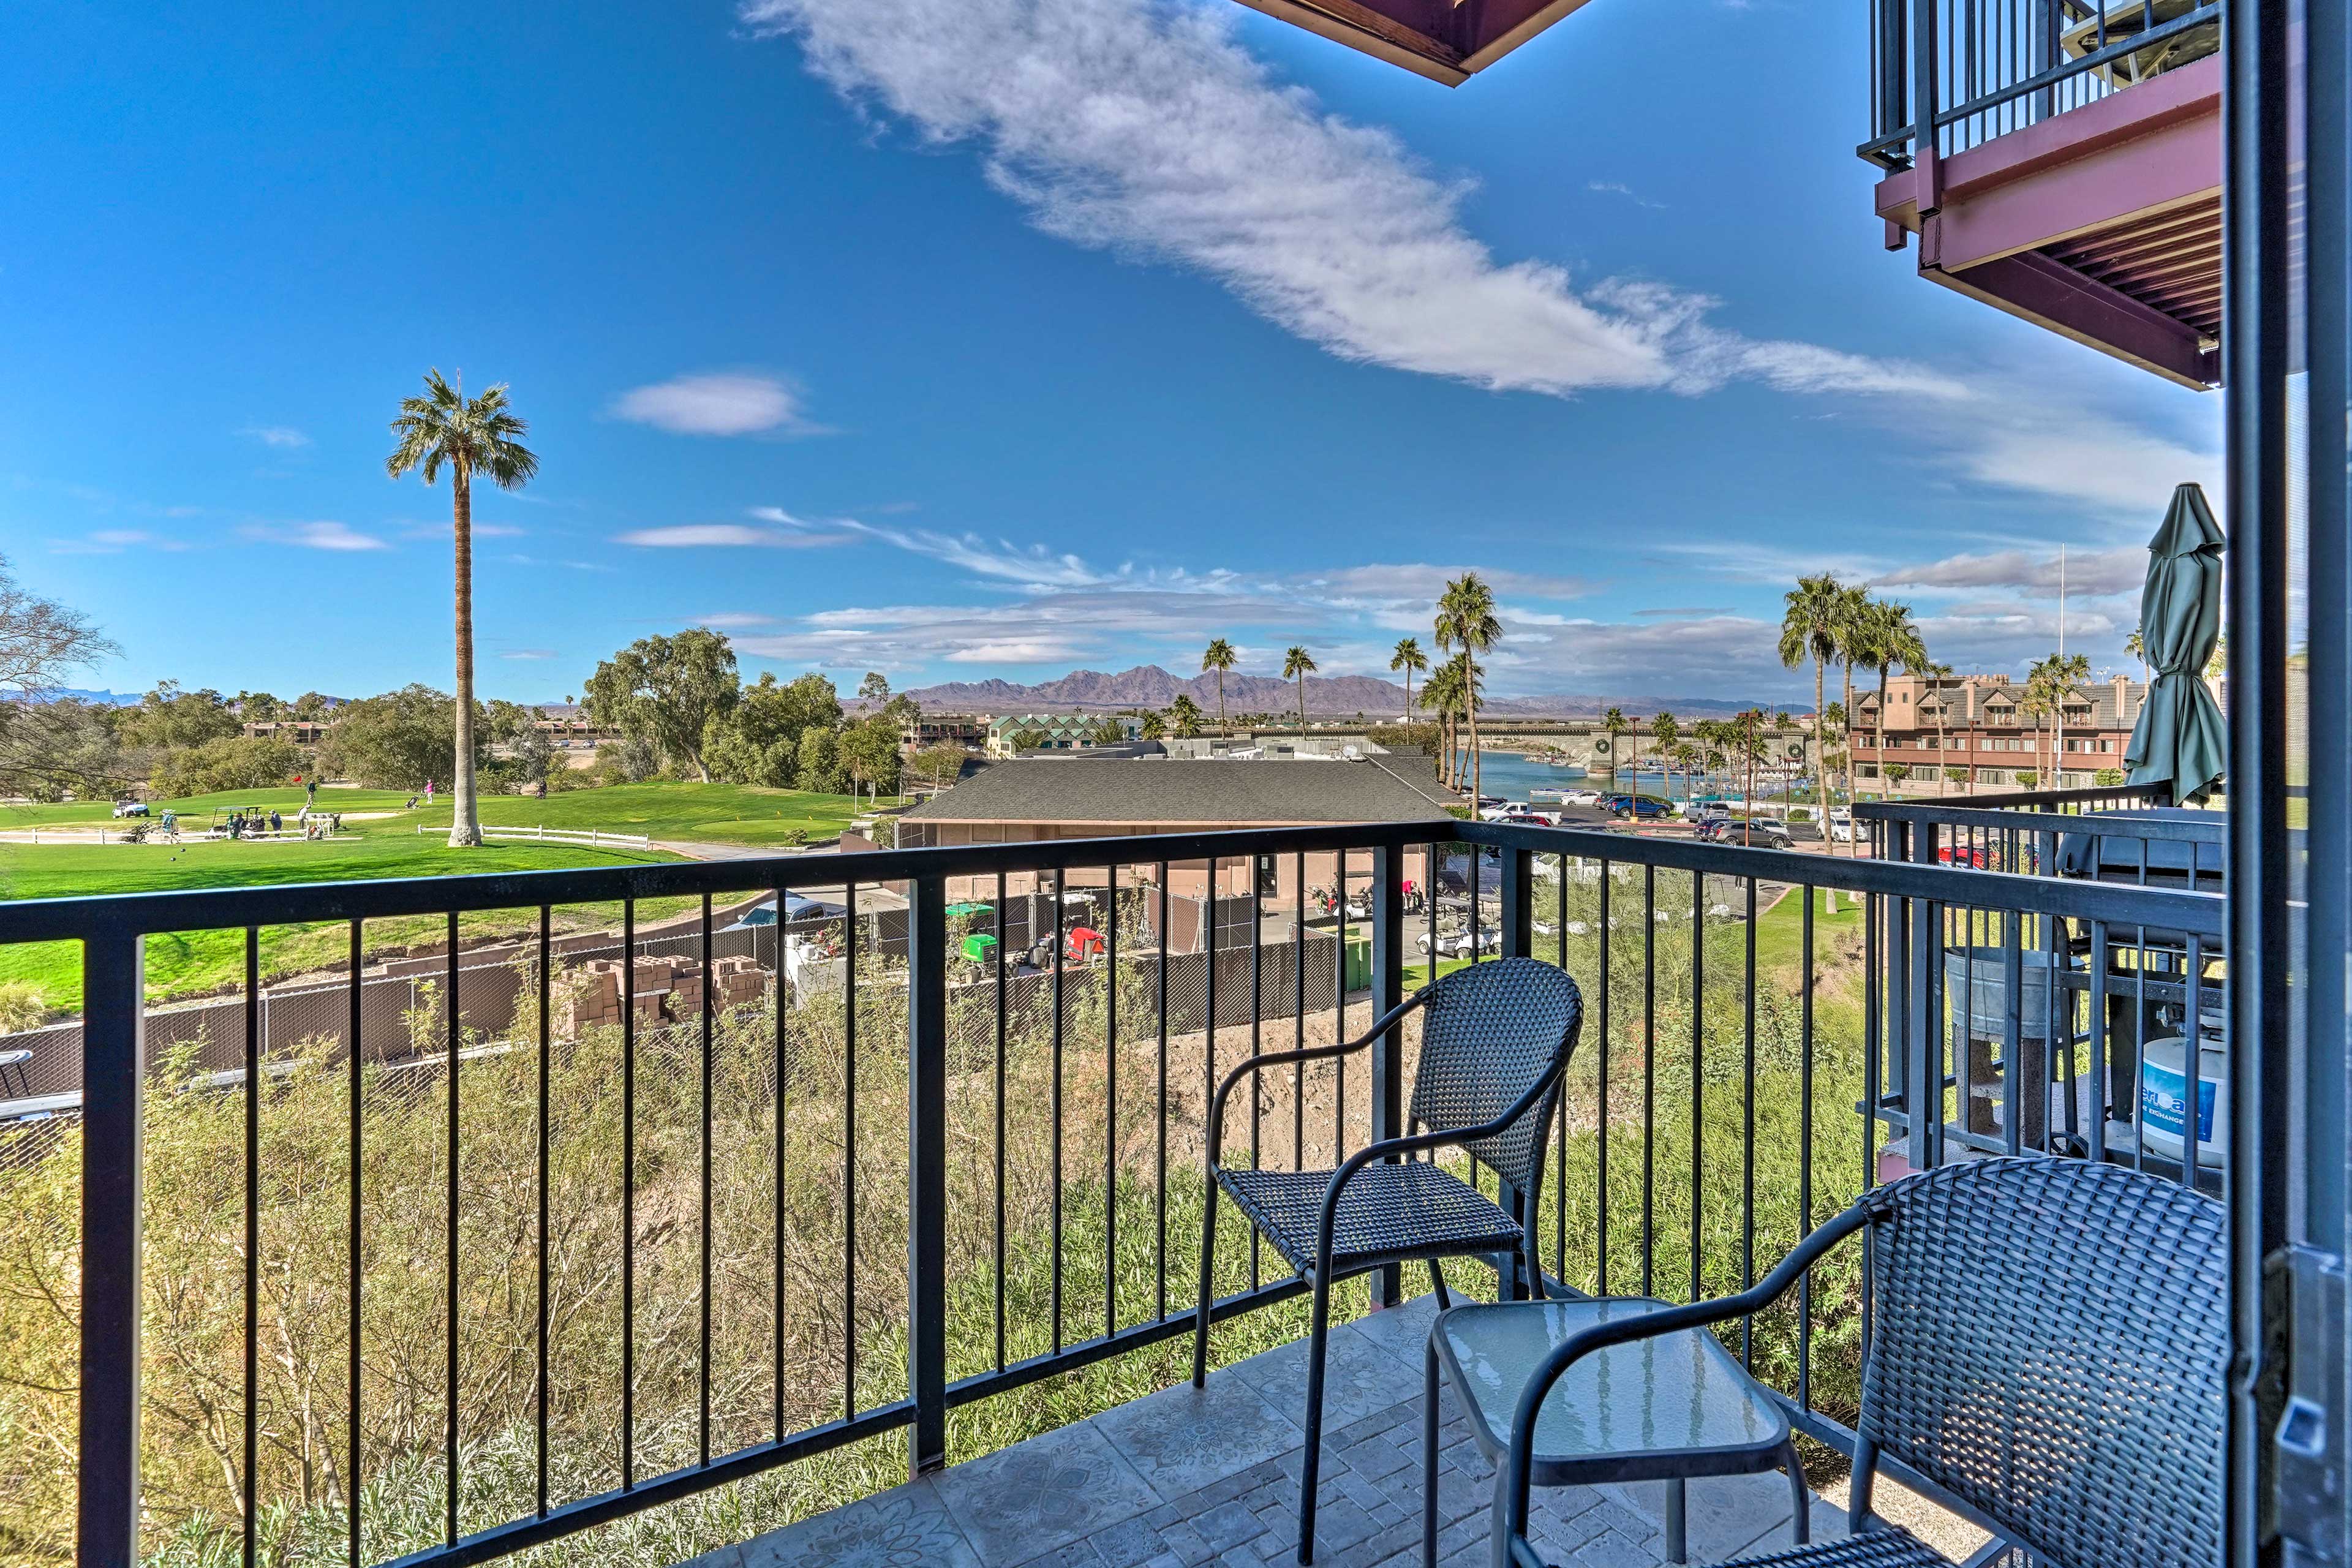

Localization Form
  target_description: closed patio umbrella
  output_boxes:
[2124,481,2228,805]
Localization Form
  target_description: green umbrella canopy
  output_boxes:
[2124,482,2228,806]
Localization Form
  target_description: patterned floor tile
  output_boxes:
[1095,1371,1306,1502]
[736,1477,979,1568]
[933,1418,1163,1567]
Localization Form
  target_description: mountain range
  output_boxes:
[891,665,1768,720]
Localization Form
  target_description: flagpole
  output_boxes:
[2058,545,2067,658]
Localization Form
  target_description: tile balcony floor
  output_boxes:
[687,1294,1836,1568]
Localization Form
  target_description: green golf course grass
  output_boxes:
[0,832,697,1010]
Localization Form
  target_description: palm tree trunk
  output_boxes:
[448,466,482,848]
[1466,662,1482,807]
[1216,674,1227,737]
[1296,676,1306,736]
[1874,666,1890,799]
[1841,661,1860,857]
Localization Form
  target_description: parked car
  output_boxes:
[1828,809,1858,843]
[1499,812,1554,828]
[1560,789,1603,807]
[1607,794,1668,820]
[1937,843,1992,869]
[111,801,149,818]
[1783,820,1826,843]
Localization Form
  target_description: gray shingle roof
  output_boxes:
[900,757,1457,826]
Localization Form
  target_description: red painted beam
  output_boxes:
[1226,0,1600,83]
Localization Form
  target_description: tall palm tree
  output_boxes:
[1870,600,1927,788]
[1779,573,1845,846]
[1600,707,1629,794]
[1830,584,1870,851]
[2124,627,2148,685]
[1422,659,1463,786]
[2036,650,2090,787]
[1434,574,1502,806]
[1166,693,1204,738]
[1920,660,1954,795]
[1200,639,1237,736]
[1282,646,1317,736]
[386,369,538,848]
[1650,710,1681,801]
[1390,636,1427,720]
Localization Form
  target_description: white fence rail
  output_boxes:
[415,823,654,851]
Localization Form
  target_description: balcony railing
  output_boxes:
[1864,0,2223,166]
[0,818,2225,1567]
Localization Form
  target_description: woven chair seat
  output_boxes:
[1216,1161,1524,1275]
[1692,1527,1951,1568]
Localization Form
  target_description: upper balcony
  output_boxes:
[1,799,2229,1568]
[1860,0,2222,388]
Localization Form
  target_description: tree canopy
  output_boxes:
[584,628,740,783]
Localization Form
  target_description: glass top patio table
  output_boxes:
[1432,1296,1791,1484]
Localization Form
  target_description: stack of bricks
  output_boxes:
[711,954,767,1011]
[557,953,772,1037]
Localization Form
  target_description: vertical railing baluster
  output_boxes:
[1050,873,1064,1350]
[622,899,636,1487]
[1106,863,1119,1341]
[445,910,461,1544]
[699,894,714,1465]
[1292,850,1305,1171]
[907,872,949,1477]
[994,870,1008,1371]
[536,907,551,1518]
[1497,843,1534,1297]
[348,919,364,1568]
[244,928,260,1568]
[776,878,793,1433]
[1334,849,1348,1159]
[1248,858,1263,1291]
[1156,863,1170,1323]
[1555,853,1568,1285]
[1599,861,1611,1295]
[2002,910,2024,1155]
[1798,884,1816,1412]
[844,884,859,1409]
[1740,876,1756,1365]
[1642,864,1656,1298]
[1689,869,1703,1306]
[1369,845,1406,1310]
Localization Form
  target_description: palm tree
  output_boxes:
[1434,574,1502,806]
[1830,584,1870,850]
[1422,659,1460,785]
[2124,627,2148,685]
[386,369,539,848]
[1600,707,1629,794]
[1139,712,1166,741]
[2037,650,2090,787]
[1390,637,1427,720]
[1861,598,1926,809]
[1920,660,1954,795]
[1201,639,1237,735]
[1166,693,1204,739]
[1282,646,1317,736]
[1779,574,1845,846]
[1650,710,1681,801]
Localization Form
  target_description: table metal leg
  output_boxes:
[1665,1477,1687,1564]
[1780,1436,1810,1544]
[1424,1337,1439,1568]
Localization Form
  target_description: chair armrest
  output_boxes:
[1498,1204,1874,1545]
[1205,988,1431,1167]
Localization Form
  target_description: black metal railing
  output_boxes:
[1858,799,2228,1188]
[1864,0,2222,168]
[0,818,2224,1568]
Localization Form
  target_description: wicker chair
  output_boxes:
[1192,956,1585,1564]
[1491,1157,2228,1568]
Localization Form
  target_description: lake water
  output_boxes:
[1446,750,1812,804]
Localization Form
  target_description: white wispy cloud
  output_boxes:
[617,522,850,548]
[740,0,1954,403]
[610,373,820,437]
[1588,181,1665,210]
[500,648,559,661]
[50,529,163,556]
[241,521,390,552]
[240,425,311,449]
[1874,546,2146,598]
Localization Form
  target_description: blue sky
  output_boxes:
[1,0,2218,704]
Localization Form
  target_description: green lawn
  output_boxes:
[0,786,420,831]
[402,782,862,846]
[1752,883,1867,976]
[0,834,687,1011]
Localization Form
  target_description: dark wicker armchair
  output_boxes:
[1192,956,1584,1564]
[1493,1157,2228,1568]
